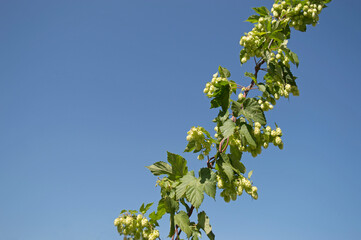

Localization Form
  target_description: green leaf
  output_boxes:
[230,155,246,174]
[149,209,166,221]
[191,229,202,240]
[281,47,299,67]
[279,62,297,84]
[185,178,204,209]
[129,210,137,214]
[241,98,266,125]
[139,202,153,214]
[298,24,307,32]
[229,143,242,162]
[176,171,205,208]
[282,24,291,39]
[164,197,179,214]
[257,83,266,92]
[270,32,285,42]
[146,161,172,176]
[184,140,196,152]
[245,72,257,83]
[220,118,236,138]
[217,153,234,182]
[252,6,270,16]
[239,123,257,148]
[292,52,299,67]
[231,100,243,117]
[199,168,217,199]
[228,144,246,174]
[248,170,253,179]
[197,211,215,240]
[218,66,231,78]
[245,14,260,23]
[168,212,175,238]
[210,83,231,112]
[149,201,166,221]
[176,171,197,199]
[174,211,192,238]
[167,152,188,180]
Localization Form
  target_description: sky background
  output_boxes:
[1,0,360,239]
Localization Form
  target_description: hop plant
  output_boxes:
[115,208,159,240]
[116,1,331,239]
[203,72,231,98]
[185,126,212,159]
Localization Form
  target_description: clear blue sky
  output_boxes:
[1,0,360,239]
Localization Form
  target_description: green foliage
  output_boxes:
[116,1,331,239]
[242,98,267,125]
[197,212,215,240]
[174,211,192,238]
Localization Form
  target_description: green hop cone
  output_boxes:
[275,136,282,145]
[114,217,121,226]
[141,218,148,227]
[276,127,282,136]
[237,186,243,196]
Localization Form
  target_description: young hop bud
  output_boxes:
[141,218,148,227]
[252,191,258,200]
[271,130,277,137]
[241,178,252,189]
[255,122,261,128]
[276,127,282,136]
[114,218,121,226]
[125,216,133,225]
[275,136,282,145]
[154,230,160,238]
[285,84,292,92]
[237,186,243,196]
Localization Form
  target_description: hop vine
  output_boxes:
[115,1,332,239]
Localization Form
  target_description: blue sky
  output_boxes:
[1,0,360,239]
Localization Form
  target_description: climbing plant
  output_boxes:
[114,0,332,239]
